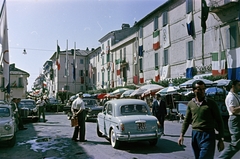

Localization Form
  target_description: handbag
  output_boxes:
[71,117,78,127]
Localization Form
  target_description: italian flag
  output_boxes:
[227,48,240,80]
[212,52,226,76]
[56,45,61,70]
[116,59,121,76]
[139,72,144,84]
[153,30,160,50]
[155,69,160,82]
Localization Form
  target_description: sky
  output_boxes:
[3,0,166,91]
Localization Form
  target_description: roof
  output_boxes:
[0,63,30,76]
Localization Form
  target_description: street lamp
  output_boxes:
[23,49,27,54]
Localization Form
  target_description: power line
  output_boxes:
[10,47,55,52]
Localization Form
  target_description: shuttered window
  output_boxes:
[187,41,193,59]
[155,53,159,67]
[162,11,168,27]
[139,26,143,38]
[139,58,143,71]
[154,16,158,31]
[164,49,168,66]
[186,0,193,14]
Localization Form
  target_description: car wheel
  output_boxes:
[149,138,158,146]
[97,123,103,137]
[8,133,16,147]
[110,129,120,148]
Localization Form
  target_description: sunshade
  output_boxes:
[213,79,231,87]
[205,87,225,96]
[156,86,179,95]
[179,79,213,88]
[111,88,130,96]
[130,84,164,97]
[120,89,134,98]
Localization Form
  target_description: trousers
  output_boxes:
[72,110,86,141]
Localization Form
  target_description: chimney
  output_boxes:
[122,23,130,29]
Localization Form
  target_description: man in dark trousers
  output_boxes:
[152,94,167,135]
[71,92,87,142]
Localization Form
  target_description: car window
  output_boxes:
[19,101,36,108]
[107,104,112,115]
[0,107,10,117]
[121,105,148,115]
[83,99,97,107]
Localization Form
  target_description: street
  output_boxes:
[0,112,239,159]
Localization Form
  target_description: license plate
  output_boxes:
[137,123,146,130]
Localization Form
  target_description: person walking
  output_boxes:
[219,79,240,159]
[37,96,46,122]
[11,98,27,130]
[178,80,224,159]
[152,94,167,135]
[71,92,87,142]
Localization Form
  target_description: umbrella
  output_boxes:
[130,84,164,97]
[156,86,179,95]
[179,79,213,88]
[213,79,231,87]
[120,89,134,98]
[111,88,130,96]
[97,93,107,99]
[205,87,225,96]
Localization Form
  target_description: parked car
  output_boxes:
[63,97,102,121]
[97,99,162,149]
[0,101,17,147]
[18,99,38,120]
[46,98,61,112]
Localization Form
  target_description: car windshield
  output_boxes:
[19,101,36,109]
[121,104,148,115]
[0,107,10,117]
[83,99,97,107]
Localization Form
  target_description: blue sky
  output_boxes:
[4,0,166,90]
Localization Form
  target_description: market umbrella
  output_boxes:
[156,86,179,95]
[111,88,130,96]
[130,84,164,97]
[179,79,213,88]
[120,89,135,98]
[205,87,225,96]
[213,79,231,87]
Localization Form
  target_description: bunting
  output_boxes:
[186,12,194,36]
[155,69,160,82]
[186,59,194,78]
[201,0,209,33]
[163,24,170,48]
[139,72,144,83]
[116,59,121,76]
[138,38,143,57]
[227,48,240,80]
[56,44,60,70]
[212,52,226,76]
[153,30,160,50]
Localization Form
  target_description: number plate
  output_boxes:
[137,123,146,130]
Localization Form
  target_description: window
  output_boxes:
[108,70,110,81]
[80,59,84,64]
[107,53,110,62]
[64,85,69,90]
[154,16,158,31]
[229,25,237,49]
[102,72,104,87]
[18,77,23,87]
[98,52,100,62]
[1,77,4,87]
[98,72,100,82]
[107,40,110,47]
[163,49,168,66]
[139,58,143,71]
[139,26,143,38]
[102,55,104,65]
[86,70,88,77]
[102,43,104,51]
[123,48,126,61]
[107,104,112,115]
[120,49,122,60]
[155,53,159,67]
[162,11,168,27]
[186,0,193,14]
[80,70,84,76]
[187,41,193,59]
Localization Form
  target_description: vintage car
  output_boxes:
[63,97,102,121]
[97,99,162,149]
[18,99,38,120]
[0,101,17,147]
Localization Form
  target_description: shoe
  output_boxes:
[80,139,87,142]
[71,138,78,142]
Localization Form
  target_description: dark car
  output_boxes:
[18,99,38,121]
[63,98,102,121]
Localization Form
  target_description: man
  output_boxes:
[219,80,240,158]
[178,80,224,159]
[12,98,27,130]
[71,92,87,142]
[152,94,167,134]
[37,97,46,122]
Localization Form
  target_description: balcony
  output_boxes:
[209,0,239,13]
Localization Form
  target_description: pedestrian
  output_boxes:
[178,80,224,159]
[71,92,87,142]
[12,98,27,130]
[37,96,46,122]
[152,94,167,135]
[219,79,240,159]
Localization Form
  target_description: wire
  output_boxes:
[10,47,55,52]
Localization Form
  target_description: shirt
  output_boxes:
[71,97,85,110]
[181,97,224,138]
[225,91,240,116]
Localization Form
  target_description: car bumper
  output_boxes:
[116,130,162,141]
[0,134,14,141]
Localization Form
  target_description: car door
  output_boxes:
[98,103,107,133]
[104,103,113,136]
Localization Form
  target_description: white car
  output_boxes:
[0,101,17,147]
[97,99,162,149]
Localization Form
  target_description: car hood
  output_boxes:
[86,106,103,111]
[0,117,13,125]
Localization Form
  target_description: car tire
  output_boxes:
[149,138,158,146]
[110,129,120,149]
[97,123,104,137]
[8,133,16,147]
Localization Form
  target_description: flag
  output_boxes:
[153,30,160,50]
[116,59,121,76]
[163,24,170,48]
[212,52,226,76]
[139,72,144,84]
[160,65,169,80]
[186,59,194,78]
[138,38,143,57]
[65,40,69,77]
[56,44,60,70]
[155,69,160,82]
[72,42,76,81]
[89,63,93,78]
[201,0,209,33]
[186,12,194,36]
[227,48,240,80]
[0,0,9,92]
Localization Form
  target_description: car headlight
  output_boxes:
[4,123,12,131]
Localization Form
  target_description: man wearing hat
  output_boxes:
[71,92,87,142]
[152,94,167,135]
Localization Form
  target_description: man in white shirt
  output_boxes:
[37,97,46,122]
[219,80,240,158]
[71,92,87,142]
